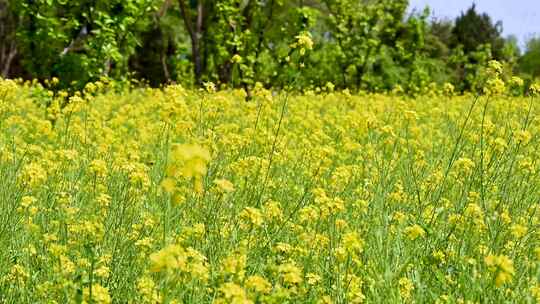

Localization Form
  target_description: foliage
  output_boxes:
[451,4,505,60]
[0,0,538,93]
[519,36,540,79]
[129,4,192,87]
[10,0,158,89]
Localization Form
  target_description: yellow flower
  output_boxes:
[464,203,483,218]
[484,254,514,287]
[161,177,176,193]
[239,207,264,228]
[149,244,208,282]
[137,276,161,303]
[392,211,408,224]
[20,196,37,208]
[219,282,252,304]
[510,76,524,88]
[531,284,540,303]
[246,275,272,294]
[325,82,335,92]
[149,244,186,273]
[515,130,532,144]
[94,265,110,279]
[454,157,475,175]
[20,163,47,187]
[7,264,29,285]
[214,178,235,193]
[170,144,211,178]
[83,284,111,304]
[293,31,314,55]
[203,81,216,93]
[487,60,503,76]
[278,263,303,285]
[483,78,506,96]
[398,277,414,300]
[222,253,247,279]
[96,193,111,207]
[443,82,455,96]
[529,82,540,96]
[404,224,426,240]
[263,200,283,220]
[306,273,322,285]
[510,224,527,238]
[500,210,512,224]
[89,159,108,177]
[231,54,243,64]
[342,232,364,254]
[168,144,211,193]
[432,250,446,264]
[493,137,507,152]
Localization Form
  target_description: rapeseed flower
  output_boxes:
[484,254,515,287]
[404,224,426,240]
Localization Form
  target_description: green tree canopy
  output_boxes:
[451,4,505,60]
[0,0,538,94]
[519,36,540,78]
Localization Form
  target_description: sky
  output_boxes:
[408,0,540,49]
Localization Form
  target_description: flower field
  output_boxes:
[2,78,540,303]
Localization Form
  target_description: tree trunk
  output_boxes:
[161,51,170,82]
[0,0,18,78]
[1,43,16,78]
[218,61,232,85]
[178,0,204,85]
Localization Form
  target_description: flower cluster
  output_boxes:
[1,77,540,303]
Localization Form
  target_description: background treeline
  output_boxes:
[0,0,539,93]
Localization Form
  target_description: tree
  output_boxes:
[2,0,533,94]
[12,0,158,88]
[0,0,19,77]
[425,17,453,59]
[176,0,293,90]
[519,36,540,78]
[129,0,191,86]
[320,0,410,90]
[451,4,505,60]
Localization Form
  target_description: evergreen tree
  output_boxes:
[451,4,505,60]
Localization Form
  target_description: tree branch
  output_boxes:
[157,0,171,18]
[60,25,88,57]
[178,0,196,43]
